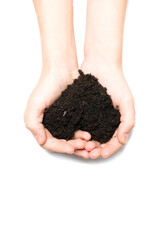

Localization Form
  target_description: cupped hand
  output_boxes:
[24,68,91,155]
[75,61,135,159]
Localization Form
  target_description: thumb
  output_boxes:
[24,99,47,145]
[29,122,46,145]
[117,96,135,144]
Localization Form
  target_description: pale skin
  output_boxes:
[24,0,135,159]
[24,0,92,155]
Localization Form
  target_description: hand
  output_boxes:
[75,61,135,159]
[24,68,91,155]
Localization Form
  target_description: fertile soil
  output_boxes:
[42,70,120,143]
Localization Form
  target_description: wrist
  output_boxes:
[82,56,122,72]
[41,32,78,74]
[84,34,123,67]
[42,50,78,75]
[84,46,122,68]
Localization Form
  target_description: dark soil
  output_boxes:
[42,70,120,143]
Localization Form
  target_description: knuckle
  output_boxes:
[129,119,135,129]
[123,94,134,106]
[126,96,134,104]
[24,111,36,131]
[31,95,41,106]
[75,140,82,148]
[24,121,35,131]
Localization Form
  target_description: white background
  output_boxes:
[0,0,160,239]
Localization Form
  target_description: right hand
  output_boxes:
[24,69,92,155]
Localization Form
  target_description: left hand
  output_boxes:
[75,61,135,159]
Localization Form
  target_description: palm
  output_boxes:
[24,70,91,155]
[77,63,135,159]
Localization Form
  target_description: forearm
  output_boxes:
[33,0,78,71]
[84,0,128,66]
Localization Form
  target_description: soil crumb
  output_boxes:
[42,70,120,143]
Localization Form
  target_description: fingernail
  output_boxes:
[102,151,108,158]
[122,134,128,144]
[35,135,42,144]
[85,133,91,140]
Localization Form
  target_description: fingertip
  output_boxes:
[35,135,43,145]
[117,124,125,145]
[89,148,101,159]
[83,151,90,159]
[35,130,47,145]
[101,139,122,158]
[75,150,90,159]
[101,150,108,158]
[76,140,86,149]
[84,132,91,141]
[121,134,128,144]
[85,141,96,151]
[117,131,128,145]
[117,119,135,144]
[85,154,90,159]
[73,130,91,141]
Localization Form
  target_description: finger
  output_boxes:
[68,139,86,150]
[42,132,74,154]
[85,141,100,152]
[24,117,46,145]
[75,150,90,159]
[89,148,101,159]
[73,130,91,141]
[24,96,47,145]
[32,123,46,145]
[101,137,122,158]
[117,96,135,144]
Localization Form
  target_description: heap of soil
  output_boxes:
[42,70,120,143]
